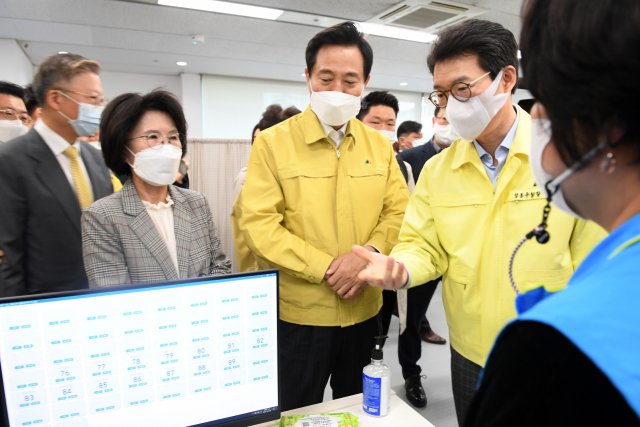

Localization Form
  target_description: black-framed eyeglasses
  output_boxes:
[129,132,184,149]
[56,89,108,106]
[0,108,32,126]
[428,71,491,108]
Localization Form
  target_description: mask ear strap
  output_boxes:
[508,140,608,294]
[57,110,72,121]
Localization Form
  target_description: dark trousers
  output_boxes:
[278,316,379,411]
[451,346,482,427]
[379,280,439,380]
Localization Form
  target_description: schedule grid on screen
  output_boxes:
[0,274,279,427]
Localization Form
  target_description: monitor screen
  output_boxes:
[0,271,280,427]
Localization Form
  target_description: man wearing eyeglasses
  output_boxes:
[352,19,607,425]
[0,53,114,297]
[0,81,30,144]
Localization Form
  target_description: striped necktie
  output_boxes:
[63,145,94,210]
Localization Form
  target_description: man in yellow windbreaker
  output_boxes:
[241,22,409,411]
[352,20,607,426]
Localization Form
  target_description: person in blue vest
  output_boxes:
[464,0,640,425]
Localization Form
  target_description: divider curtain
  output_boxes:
[187,138,251,273]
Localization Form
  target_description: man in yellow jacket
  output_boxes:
[241,22,409,411]
[353,19,607,426]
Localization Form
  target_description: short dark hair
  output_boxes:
[0,81,26,104]
[356,91,399,120]
[306,22,373,79]
[434,106,443,118]
[258,104,285,131]
[283,106,302,119]
[397,121,422,139]
[251,123,260,142]
[521,0,640,166]
[427,19,519,94]
[23,84,39,116]
[33,53,100,107]
[100,89,187,177]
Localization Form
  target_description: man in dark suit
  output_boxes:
[0,53,113,297]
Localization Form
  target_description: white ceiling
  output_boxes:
[0,0,522,93]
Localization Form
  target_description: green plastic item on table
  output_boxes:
[277,412,359,427]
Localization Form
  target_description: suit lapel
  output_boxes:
[78,140,108,199]
[27,130,82,234]
[169,185,192,279]
[122,181,179,281]
[422,142,433,164]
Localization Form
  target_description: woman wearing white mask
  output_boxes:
[465,0,640,425]
[81,90,231,287]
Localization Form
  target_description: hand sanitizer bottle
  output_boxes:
[363,336,391,417]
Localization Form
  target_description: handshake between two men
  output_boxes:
[323,245,409,302]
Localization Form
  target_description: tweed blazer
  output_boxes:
[81,179,232,288]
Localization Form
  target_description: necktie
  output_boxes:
[63,145,94,210]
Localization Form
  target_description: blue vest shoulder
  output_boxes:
[492,215,640,417]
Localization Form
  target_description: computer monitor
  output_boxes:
[0,270,280,427]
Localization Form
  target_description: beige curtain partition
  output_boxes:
[187,138,251,273]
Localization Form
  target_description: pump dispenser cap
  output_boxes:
[372,336,387,360]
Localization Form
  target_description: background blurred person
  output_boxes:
[234,104,286,197]
[398,107,454,185]
[283,106,302,119]
[231,104,289,272]
[82,90,231,287]
[357,90,414,190]
[0,81,29,143]
[397,120,423,151]
[466,0,640,425]
[0,53,114,296]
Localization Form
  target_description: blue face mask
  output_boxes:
[57,90,103,137]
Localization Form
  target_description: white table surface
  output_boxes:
[251,392,436,427]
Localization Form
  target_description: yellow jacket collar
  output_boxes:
[301,105,356,145]
[451,105,531,170]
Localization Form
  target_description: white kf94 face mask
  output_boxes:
[127,144,183,187]
[377,129,397,142]
[433,123,458,147]
[309,81,365,127]
[446,69,509,141]
[0,119,28,143]
[529,118,588,218]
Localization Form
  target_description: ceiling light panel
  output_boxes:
[356,22,437,43]
[158,0,284,20]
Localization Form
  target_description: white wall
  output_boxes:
[99,70,181,101]
[0,39,33,86]
[202,75,310,139]
[202,74,424,139]
[180,73,203,138]
[99,70,203,138]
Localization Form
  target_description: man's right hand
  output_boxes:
[0,249,3,265]
[351,245,409,290]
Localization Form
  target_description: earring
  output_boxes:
[601,152,617,174]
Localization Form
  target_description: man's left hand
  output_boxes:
[325,247,376,302]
